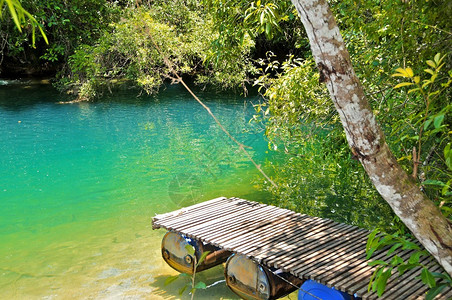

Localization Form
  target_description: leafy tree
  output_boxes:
[291,0,452,278]
[0,0,47,46]
[205,0,452,294]
[60,2,256,99]
[0,0,116,76]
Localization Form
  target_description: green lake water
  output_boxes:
[0,82,289,299]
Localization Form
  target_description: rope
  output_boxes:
[143,25,278,189]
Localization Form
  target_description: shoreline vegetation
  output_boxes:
[1,0,451,297]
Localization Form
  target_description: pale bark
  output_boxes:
[290,0,452,275]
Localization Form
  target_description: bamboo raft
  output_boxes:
[152,197,452,299]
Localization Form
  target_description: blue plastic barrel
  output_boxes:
[298,280,351,300]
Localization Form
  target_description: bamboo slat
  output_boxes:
[152,197,451,299]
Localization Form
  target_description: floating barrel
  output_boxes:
[298,280,355,300]
[161,231,231,274]
[225,254,304,300]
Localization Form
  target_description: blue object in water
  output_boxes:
[298,280,351,300]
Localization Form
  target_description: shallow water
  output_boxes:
[0,82,297,299]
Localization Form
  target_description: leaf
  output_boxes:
[444,143,452,170]
[408,251,424,264]
[423,179,446,187]
[394,82,413,89]
[414,76,420,84]
[421,268,436,288]
[369,266,384,293]
[434,114,445,129]
[6,0,22,32]
[398,263,417,275]
[434,53,441,65]
[426,60,436,68]
[408,88,420,94]
[430,272,451,281]
[164,275,179,286]
[366,229,379,259]
[386,243,402,255]
[368,260,388,266]
[428,90,440,97]
[366,229,379,251]
[196,251,211,267]
[425,284,446,300]
[31,26,36,49]
[265,22,271,37]
[377,268,393,296]
[402,241,420,250]
[38,24,49,44]
[390,255,404,266]
[405,67,414,77]
[392,68,409,77]
[424,69,434,75]
[194,281,207,289]
[185,244,195,256]
[424,118,433,130]
[387,243,402,256]
[178,284,188,295]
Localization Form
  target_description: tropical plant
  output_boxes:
[0,0,47,46]
[164,244,210,300]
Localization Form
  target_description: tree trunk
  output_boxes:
[290,0,452,275]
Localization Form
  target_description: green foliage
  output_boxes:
[366,226,452,298]
[252,56,395,230]
[0,0,117,75]
[203,0,308,78]
[238,1,451,296]
[61,3,255,99]
[390,54,451,217]
[0,0,48,46]
[363,54,451,297]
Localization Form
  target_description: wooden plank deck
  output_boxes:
[152,197,452,299]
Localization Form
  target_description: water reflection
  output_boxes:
[0,82,273,298]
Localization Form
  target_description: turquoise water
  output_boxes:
[0,82,282,299]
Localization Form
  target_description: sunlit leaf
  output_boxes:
[413,76,420,84]
[196,251,210,267]
[426,60,436,68]
[6,0,22,32]
[394,82,413,89]
[434,53,441,64]
[405,67,414,77]
[185,244,195,256]
[408,88,420,94]
[392,67,408,77]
